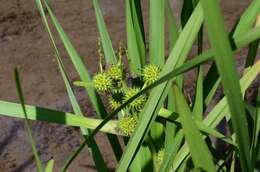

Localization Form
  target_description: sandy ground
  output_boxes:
[0,0,257,171]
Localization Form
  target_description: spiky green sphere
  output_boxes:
[93,72,112,92]
[109,97,121,110]
[154,149,165,171]
[124,88,146,111]
[108,65,123,80]
[118,115,138,136]
[108,65,124,89]
[142,64,161,84]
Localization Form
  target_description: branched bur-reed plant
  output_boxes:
[0,0,260,171]
[90,44,162,136]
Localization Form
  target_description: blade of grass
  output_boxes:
[193,0,204,119]
[53,33,109,172]
[0,100,120,135]
[42,0,123,161]
[165,0,180,162]
[159,110,236,146]
[204,61,260,127]
[180,0,194,27]
[192,66,203,120]
[250,86,260,168]
[245,14,260,68]
[14,68,43,172]
[203,0,260,106]
[172,60,260,170]
[150,0,164,66]
[194,121,235,146]
[37,1,110,170]
[233,0,260,37]
[130,0,146,65]
[128,3,156,161]
[44,159,54,172]
[173,85,215,171]
[42,0,109,169]
[200,1,251,171]
[165,0,179,49]
[163,105,177,172]
[150,0,165,145]
[160,131,184,172]
[204,77,221,105]
[245,39,259,68]
[126,0,143,75]
[92,0,117,64]
[203,24,260,107]
[234,26,260,49]
[131,0,145,42]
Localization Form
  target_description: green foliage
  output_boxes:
[0,0,260,172]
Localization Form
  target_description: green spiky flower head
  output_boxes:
[124,87,146,111]
[108,65,123,80]
[93,72,112,92]
[118,115,138,136]
[154,148,165,171]
[107,65,124,89]
[142,64,161,84]
[109,97,121,110]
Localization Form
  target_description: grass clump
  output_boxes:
[0,0,259,172]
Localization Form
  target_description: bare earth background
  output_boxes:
[0,0,256,171]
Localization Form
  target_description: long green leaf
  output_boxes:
[92,0,117,64]
[165,0,179,49]
[172,60,260,170]
[44,159,54,172]
[14,69,43,172]
[192,66,203,120]
[180,0,194,27]
[173,85,215,171]
[42,0,123,162]
[200,1,251,171]
[150,0,164,66]
[234,26,260,49]
[130,0,146,65]
[160,131,184,172]
[245,39,259,68]
[250,86,260,168]
[37,1,110,170]
[203,24,260,107]
[126,0,143,75]
[0,100,120,135]
[203,0,260,107]
[165,1,180,163]
[233,0,260,37]
[150,0,165,148]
